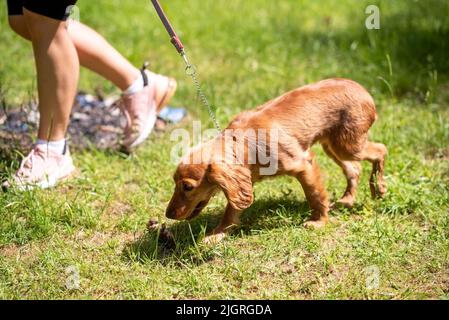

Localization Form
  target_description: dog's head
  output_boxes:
[166,160,254,221]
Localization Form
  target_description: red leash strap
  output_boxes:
[150,0,184,54]
[150,0,222,131]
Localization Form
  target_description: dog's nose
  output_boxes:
[165,208,176,219]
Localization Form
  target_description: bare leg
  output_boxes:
[9,16,139,90]
[203,204,241,244]
[69,21,176,105]
[24,10,79,141]
[67,21,140,90]
[322,143,361,207]
[296,152,330,228]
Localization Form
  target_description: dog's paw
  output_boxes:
[370,184,387,199]
[203,232,226,245]
[335,196,355,208]
[303,219,327,229]
[377,184,387,199]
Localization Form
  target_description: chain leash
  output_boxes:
[181,52,221,132]
[150,0,221,131]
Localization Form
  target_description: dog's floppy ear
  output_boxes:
[207,163,254,210]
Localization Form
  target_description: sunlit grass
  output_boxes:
[0,0,448,299]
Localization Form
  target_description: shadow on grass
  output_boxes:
[122,196,314,266]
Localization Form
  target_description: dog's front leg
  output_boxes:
[203,204,241,244]
[296,152,330,228]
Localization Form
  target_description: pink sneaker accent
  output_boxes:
[4,145,75,190]
[121,82,157,152]
[120,70,177,152]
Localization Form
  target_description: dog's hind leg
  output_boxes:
[322,143,361,208]
[296,151,330,228]
[333,139,387,199]
[356,141,387,199]
[329,128,387,200]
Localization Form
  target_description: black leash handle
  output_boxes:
[150,0,184,54]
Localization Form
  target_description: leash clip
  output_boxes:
[181,51,196,76]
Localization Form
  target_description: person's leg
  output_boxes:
[68,21,140,91]
[9,14,177,147]
[68,22,176,111]
[3,5,78,190]
[24,8,79,141]
[8,15,139,91]
[8,15,29,39]
[7,1,177,158]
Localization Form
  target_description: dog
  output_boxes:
[166,78,387,244]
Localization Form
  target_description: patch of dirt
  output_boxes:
[0,242,40,262]
[123,181,142,194]
[88,198,133,225]
[321,221,349,252]
[425,147,449,161]
[83,230,143,249]
[409,264,449,297]
[106,201,132,218]
[0,103,36,160]
[0,91,187,157]
[0,92,124,156]
[0,243,21,258]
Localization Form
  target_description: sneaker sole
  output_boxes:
[15,163,76,191]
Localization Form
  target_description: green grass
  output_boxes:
[1,0,448,299]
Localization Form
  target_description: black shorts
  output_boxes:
[7,0,78,21]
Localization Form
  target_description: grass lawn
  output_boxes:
[0,0,448,299]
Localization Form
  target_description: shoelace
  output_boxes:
[117,100,140,134]
[18,147,47,177]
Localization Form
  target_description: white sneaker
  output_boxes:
[3,144,76,190]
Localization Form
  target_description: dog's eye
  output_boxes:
[182,182,194,192]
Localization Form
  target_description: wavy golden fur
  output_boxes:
[166,78,387,244]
